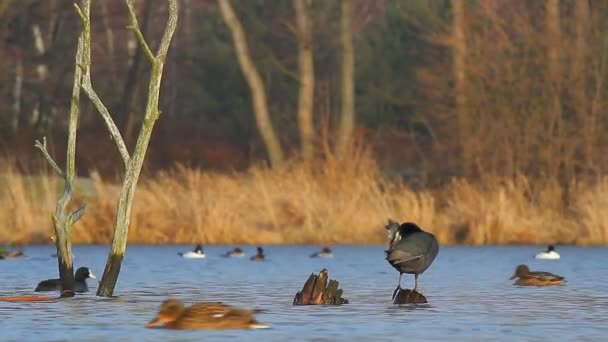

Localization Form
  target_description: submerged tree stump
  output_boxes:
[393,288,427,304]
[293,269,349,305]
[0,291,74,302]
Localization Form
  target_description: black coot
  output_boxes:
[385,220,439,296]
[35,267,96,292]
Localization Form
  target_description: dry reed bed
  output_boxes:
[1,154,607,245]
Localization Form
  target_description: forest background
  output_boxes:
[1,0,607,245]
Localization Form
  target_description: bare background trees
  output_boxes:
[2,0,608,199]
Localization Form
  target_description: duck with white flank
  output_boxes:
[385,220,439,298]
[310,247,333,258]
[535,245,560,260]
[179,244,206,259]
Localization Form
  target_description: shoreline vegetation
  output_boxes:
[2,149,607,246]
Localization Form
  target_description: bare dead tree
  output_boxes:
[336,0,355,160]
[294,0,315,168]
[218,0,285,167]
[72,0,178,297]
[451,0,469,176]
[34,32,86,293]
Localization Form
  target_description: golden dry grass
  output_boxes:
[1,151,607,245]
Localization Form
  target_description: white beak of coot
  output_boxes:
[89,271,97,279]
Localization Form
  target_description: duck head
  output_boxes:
[385,220,424,244]
[385,219,401,244]
[547,245,555,252]
[234,247,243,253]
[194,244,204,253]
[510,264,530,279]
[256,247,264,255]
[146,299,185,328]
[75,267,96,281]
[321,247,332,253]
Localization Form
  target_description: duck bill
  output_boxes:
[145,317,163,328]
[509,274,517,280]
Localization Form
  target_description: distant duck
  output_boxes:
[385,220,439,296]
[223,247,245,258]
[510,264,565,286]
[250,247,265,261]
[35,267,96,292]
[145,299,269,330]
[0,244,25,259]
[535,245,560,260]
[310,247,333,258]
[179,244,206,259]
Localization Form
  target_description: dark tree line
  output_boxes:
[2,1,608,195]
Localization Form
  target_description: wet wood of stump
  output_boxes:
[293,269,349,305]
[393,288,427,304]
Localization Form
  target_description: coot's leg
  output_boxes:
[414,274,419,292]
[392,273,403,299]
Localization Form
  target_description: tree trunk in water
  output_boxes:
[336,0,355,160]
[34,33,86,293]
[93,0,178,297]
[218,0,284,167]
[294,0,315,169]
[451,0,470,176]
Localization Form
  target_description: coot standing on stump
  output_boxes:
[385,220,439,296]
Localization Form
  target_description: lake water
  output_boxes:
[1,245,607,341]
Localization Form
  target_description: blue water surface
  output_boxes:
[1,245,607,341]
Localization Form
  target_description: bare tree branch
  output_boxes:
[75,1,131,168]
[80,76,131,166]
[154,0,178,58]
[69,204,87,225]
[125,0,155,63]
[34,137,65,178]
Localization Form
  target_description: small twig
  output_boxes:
[34,137,65,178]
[73,3,86,23]
[125,0,154,62]
[69,204,87,225]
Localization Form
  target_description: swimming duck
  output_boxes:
[145,299,269,330]
[385,220,439,297]
[223,247,245,258]
[179,244,206,259]
[310,247,333,258]
[510,264,565,286]
[34,267,96,292]
[535,245,560,260]
[0,244,25,259]
[250,247,265,261]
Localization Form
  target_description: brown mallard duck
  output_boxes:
[510,264,565,286]
[145,299,269,330]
